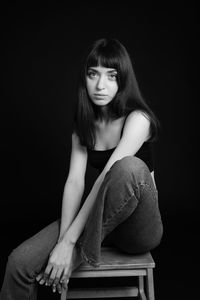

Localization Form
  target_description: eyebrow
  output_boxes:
[88,67,117,74]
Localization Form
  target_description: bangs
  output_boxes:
[86,48,121,71]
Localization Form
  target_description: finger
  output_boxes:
[53,276,60,287]
[52,283,57,293]
[53,273,60,286]
[39,278,46,285]
[52,275,60,293]
[60,264,71,285]
[62,263,72,280]
[61,267,70,291]
[53,268,63,285]
[36,273,43,282]
[57,283,62,294]
[51,274,62,294]
[43,264,53,283]
[48,267,58,286]
[62,277,69,290]
[36,273,46,285]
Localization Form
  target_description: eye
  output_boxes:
[108,73,117,80]
[87,70,97,78]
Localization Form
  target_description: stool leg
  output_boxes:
[146,268,155,300]
[138,276,147,300]
[60,289,67,300]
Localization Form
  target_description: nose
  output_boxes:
[96,76,105,90]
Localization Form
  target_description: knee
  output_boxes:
[7,246,30,277]
[110,156,148,178]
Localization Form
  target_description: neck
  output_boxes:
[96,106,110,123]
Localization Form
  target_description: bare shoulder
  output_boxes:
[126,110,150,123]
[72,131,80,144]
[71,131,87,162]
[72,132,85,149]
[122,110,151,141]
[68,132,87,183]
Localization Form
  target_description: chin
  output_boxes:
[93,100,109,106]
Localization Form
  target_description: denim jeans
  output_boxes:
[0,156,163,300]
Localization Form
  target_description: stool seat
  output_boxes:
[61,247,155,300]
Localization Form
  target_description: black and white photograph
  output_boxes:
[0,1,198,299]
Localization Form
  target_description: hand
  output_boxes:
[36,239,75,294]
[36,272,63,293]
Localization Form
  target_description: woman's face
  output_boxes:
[86,65,118,107]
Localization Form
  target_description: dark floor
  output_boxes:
[0,213,198,300]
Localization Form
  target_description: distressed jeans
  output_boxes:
[0,156,163,300]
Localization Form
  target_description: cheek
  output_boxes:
[86,81,93,95]
[111,83,118,97]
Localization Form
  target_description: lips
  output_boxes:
[94,94,107,97]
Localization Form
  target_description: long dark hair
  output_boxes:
[74,38,159,149]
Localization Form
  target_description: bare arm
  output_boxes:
[58,133,88,241]
[64,110,151,244]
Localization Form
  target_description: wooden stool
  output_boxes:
[61,247,155,300]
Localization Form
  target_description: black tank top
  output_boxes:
[87,116,155,173]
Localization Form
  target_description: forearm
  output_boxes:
[58,180,84,242]
[63,174,104,244]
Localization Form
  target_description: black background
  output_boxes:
[0,1,198,299]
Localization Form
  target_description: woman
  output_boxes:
[0,38,163,299]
